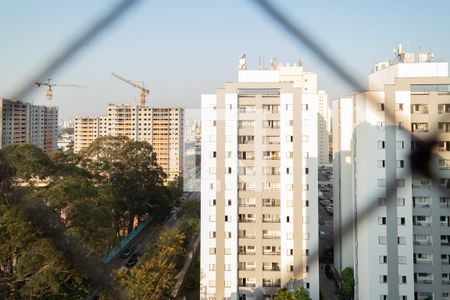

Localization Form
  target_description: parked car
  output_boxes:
[125,254,138,268]
[320,200,331,207]
[121,245,136,258]
[326,206,333,215]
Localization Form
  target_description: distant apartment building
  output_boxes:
[200,57,320,300]
[74,104,184,181]
[333,46,450,300]
[74,117,107,152]
[317,90,330,164]
[0,98,58,152]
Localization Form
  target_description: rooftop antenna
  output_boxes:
[270,58,278,70]
[238,54,247,70]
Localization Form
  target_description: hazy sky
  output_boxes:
[1,0,450,120]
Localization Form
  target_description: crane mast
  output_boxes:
[35,79,85,106]
[111,72,149,106]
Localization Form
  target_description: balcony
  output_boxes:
[413,240,432,245]
[414,222,432,227]
[239,218,256,223]
[239,251,256,256]
[412,179,430,189]
[263,263,280,271]
[415,279,433,284]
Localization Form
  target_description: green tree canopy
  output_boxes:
[1,144,54,181]
[340,267,355,300]
[275,287,312,300]
[0,205,89,299]
[177,198,200,219]
[116,227,185,299]
[0,152,15,204]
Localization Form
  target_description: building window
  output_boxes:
[377,160,386,168]
[209,248,216,255]
[379,255,387,264]
[377,140,385,149]
[380,275,388,283]
[379,236,387,244]
[378,217,387,225]
[398,236,406,245]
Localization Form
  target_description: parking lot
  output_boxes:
[318,165,338,298]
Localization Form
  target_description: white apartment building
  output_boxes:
[74,105,184,181]
[200,58,320,300]
[0,98,58,152]
[317,90,330,164]
[333,46,450,300]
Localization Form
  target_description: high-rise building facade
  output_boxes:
[74,105,184,181]
[200,58,320,300]
[333,47,450,300]
[317,90,330,164]
[0,98,58,152]
[73,116,107,152]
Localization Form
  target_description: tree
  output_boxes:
[177,198,200,220]
[275,287,311,300]
[0,205,90,299]
[1,144,54,182]
[116,227,185,299]
[34,176,118,256]
[0,152,15,204]
[80,137,167,235]
[116,255,177,299]
[79,136,129,180]
[339,268,355,300]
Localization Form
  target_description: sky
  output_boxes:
[1,0,450,120]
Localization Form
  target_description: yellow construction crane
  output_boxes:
[111,72,149,106]
[34,79,86,107]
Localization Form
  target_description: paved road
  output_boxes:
[109,212,178,271]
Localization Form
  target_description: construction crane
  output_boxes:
[111,72,149,106]
[34,79,86,107]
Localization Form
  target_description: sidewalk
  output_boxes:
[319,263,338,300]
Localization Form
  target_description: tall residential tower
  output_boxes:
[333,46,450,300]
[200,58,321,300]
[0,98,58,152]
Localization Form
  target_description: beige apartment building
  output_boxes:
[200,58,320,300]
[0,98,58,153]
[74,104,183,181]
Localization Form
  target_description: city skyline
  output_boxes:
[2,1,450,120]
